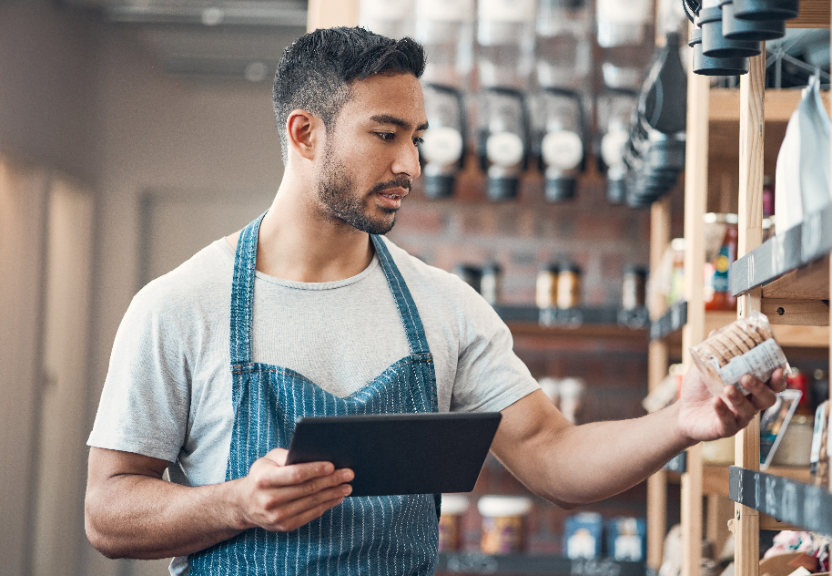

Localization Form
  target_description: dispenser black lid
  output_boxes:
[732,0,799,21]
[607,178,626,204]
[722,0,786,40]
[545,177,577,202]
[423,175,455,200]
[486,177,519,201]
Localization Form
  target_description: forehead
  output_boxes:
[340,73,426,125]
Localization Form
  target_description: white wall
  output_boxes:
[0,3,297,574]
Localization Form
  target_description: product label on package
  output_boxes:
[478,0,536,23]
[711,339,787,391]
[417,0,475,21]
[597,0,652,24]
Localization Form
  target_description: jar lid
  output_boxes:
[441,494,470,516]
[623,264,648,275]
[671,238,686,251]
[477,496,533,517]
[538,263,560,273]
[559,263,582,274]
[481,263,502,274]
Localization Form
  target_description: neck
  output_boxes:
[231,172,374,283]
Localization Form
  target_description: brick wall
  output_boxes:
[389,166,657,307]
[389,169,685,561]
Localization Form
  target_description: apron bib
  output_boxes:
[189,213,440,575]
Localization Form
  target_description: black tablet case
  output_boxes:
[285,412,502,497]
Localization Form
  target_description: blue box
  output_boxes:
[606,517,646,561]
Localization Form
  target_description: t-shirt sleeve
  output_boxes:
[87,286,191,463]
[450,282,540,413]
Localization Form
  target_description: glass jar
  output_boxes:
[556,263,582,308]
[480,263,502,305]
[536,264,559,308]
[621,265,647,310]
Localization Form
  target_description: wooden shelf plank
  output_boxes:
[710,89,831,124]
[788,0,831,28]
[762,256,830,300]
[763,298,830,325]
[732,205,832,296]
[729,466,832,537]
[670,464,811,497]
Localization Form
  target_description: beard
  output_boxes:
[316,145,410,235]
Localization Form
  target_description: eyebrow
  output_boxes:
[370,114,429,132]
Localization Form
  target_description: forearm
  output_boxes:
[85,473,245,559]
[530,403,692,506]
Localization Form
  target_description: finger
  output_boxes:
[712,396,741,436]
[742,374,778,411]
[260,468,354,503]
[267,492,350,532]
[722,384,757,423]
[253,459,338,489]
[767,368,788,393]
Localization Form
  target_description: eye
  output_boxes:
[376,132,396,141]
[413,137,425,147]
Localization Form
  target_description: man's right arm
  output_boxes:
[84,446,353,559]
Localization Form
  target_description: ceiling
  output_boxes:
[64,0,308,82]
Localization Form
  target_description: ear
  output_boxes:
[285,109,323,161]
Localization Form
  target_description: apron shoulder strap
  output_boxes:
[229,211,267,367]
[371,235,431,357]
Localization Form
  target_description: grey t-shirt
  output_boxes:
[88,235,538,571]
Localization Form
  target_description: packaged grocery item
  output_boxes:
[564,512,603,559]
[771,412,814,467]
[606,517,646,561]
[689,311,789,396]
[478,496,532,554]
[556,263,582,308]
[810,401,829,486]
[703,213,738,312]
[438,494,470,552]
[774,74,832,234]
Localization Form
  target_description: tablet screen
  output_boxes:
[285,412,502,497]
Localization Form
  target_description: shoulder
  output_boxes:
[128,239,232,323]
[377,235,468,298]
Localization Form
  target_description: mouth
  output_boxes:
[375,187,408,209]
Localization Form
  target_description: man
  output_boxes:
[85,27,785,576]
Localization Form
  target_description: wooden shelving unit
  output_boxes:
[646,2,832,574]
[648,0,832,576]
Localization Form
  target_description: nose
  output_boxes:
[392,140,422,181]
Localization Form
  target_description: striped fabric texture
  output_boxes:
[189,213,441,575]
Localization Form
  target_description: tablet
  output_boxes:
[285,412,502,497]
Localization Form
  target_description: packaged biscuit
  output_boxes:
[690,311,789,396]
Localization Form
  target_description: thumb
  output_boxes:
[263,447,289,466]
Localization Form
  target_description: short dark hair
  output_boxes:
[272,27,426,163]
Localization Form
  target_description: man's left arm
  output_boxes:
[490,366,787,509]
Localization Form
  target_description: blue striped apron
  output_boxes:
[189,212,441,575]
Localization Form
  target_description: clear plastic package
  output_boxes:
[689,311,789,396]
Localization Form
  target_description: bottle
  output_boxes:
[596,89,639,204]
[420,85,467,199]
[703,213,738,311]
[415,0,475,199]
[477,87,530,200]
[535,89,586,201]
[358,0,416,39]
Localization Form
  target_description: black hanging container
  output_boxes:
[732,0,799,21]
[689,27,750,76]
[719,0,785,41]
[699,7,761,57]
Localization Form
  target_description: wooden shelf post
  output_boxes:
[681,22,711,576]
[647,196,672,571]
[734,48,766,576]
